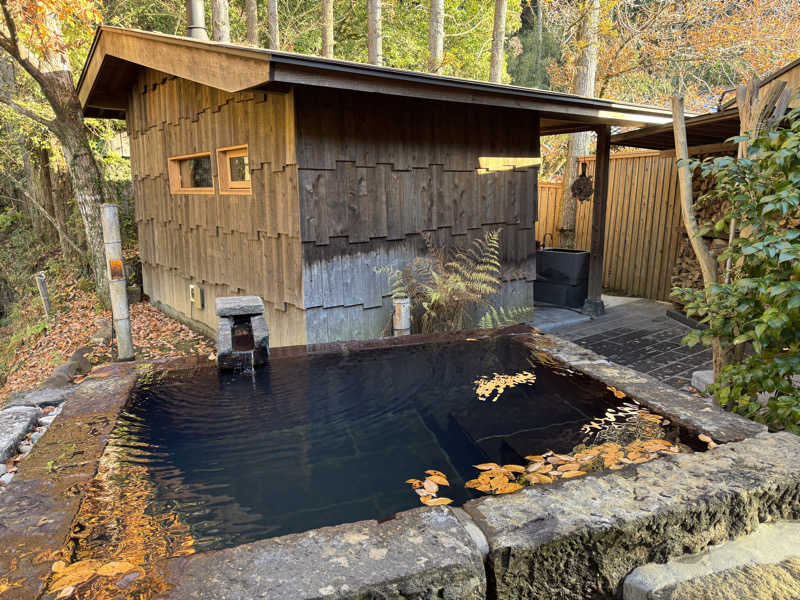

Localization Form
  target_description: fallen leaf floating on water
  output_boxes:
[496,482,523,494]
[420,496,453,506]
[414,488,434,497]
[425,469,447,479]
[426,474,450,486]
[473,463,500,471]
[423,478,439,494]
[524,455,545,462]
[51,561,66,573]
[561,471,587,479]
[405,479,423,489]
[502,464,526,473]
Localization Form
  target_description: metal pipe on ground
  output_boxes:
[101,204,134,361]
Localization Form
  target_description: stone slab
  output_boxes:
[691,370,714,394]
[5,387,73,409]
[163,507,486,600]
[0,363,138,600]
[624,520,800,600]
[0,406,41,462]
[215,295,264,317]
[463,432,800,600]
[537,334,766,443]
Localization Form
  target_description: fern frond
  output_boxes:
[478,304,536,329]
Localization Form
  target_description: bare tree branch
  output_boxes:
[0,90,56,130]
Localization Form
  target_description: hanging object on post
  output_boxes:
[571,162,594,202]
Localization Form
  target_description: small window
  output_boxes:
[217,145,251,194]
[168,152,214,194]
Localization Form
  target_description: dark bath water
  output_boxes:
[111,335,622,550]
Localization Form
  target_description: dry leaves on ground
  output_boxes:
[1,281,214,404]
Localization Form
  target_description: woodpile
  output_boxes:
[670,169,728,294]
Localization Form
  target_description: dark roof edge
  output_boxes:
[610,108,739,146]
[78,26,672,122]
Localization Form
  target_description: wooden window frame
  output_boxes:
[167,152,215,195]
[216,145,251,195]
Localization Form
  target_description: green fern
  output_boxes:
[377,229,533,334]
[478,305,536,329]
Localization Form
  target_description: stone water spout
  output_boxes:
[216,296,269,371]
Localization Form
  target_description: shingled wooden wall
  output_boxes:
[129,69,305,346]
[294,88,540,343]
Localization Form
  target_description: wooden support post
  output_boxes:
[582,124,610,316]
[34,271,51,318]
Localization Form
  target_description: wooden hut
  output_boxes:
[78,26,671,347]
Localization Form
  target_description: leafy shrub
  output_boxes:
[0,208,22,231]
[378,229,533,333]
[672,105,800,433]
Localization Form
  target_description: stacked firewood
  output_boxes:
[670,170,728,294]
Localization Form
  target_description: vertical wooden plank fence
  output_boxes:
[536,151,683,301]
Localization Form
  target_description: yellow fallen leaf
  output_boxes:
[415,488,434,497]
[474,463,500,471]
[465,479,482,489]
[52,561,66,573]
[423,478,439,494]
[561,470,586,479]
[425,470,447,479]
[427,475,450,486]
[533,474,553,483]
[488,475,509,490]
[607,386,626,398]
[698,433,713,444]
[558,462,581,472]
[496,482,523,494]
[96,561,136,577]
[475,484,491,492]
[405,479,423,488]
[524,455,545,463]
[502,464,526,473]
[422,497,453,505]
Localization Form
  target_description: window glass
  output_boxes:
[229,155,250,182]
[169,153,214,193]
[183,156,213,188]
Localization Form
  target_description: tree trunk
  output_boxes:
[211,0,230,42]
[268,0,280,50]
[368,0,382,66]
[557,0,599,248]
[36,146,57,244]
[428,0,444,73]
[52,164,72,258]
[321,0,334,58]
[245,0,259,45]
[535,0,542,86]
[672,95,726,378]
[489,0,508,83]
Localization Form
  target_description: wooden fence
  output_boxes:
[536,151,683,301]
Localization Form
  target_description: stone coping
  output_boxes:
[162,507,486,600]
[463,431,800,600]
[0,363,138,599]
[0,327,791,600]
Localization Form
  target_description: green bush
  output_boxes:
[673,105,800,433]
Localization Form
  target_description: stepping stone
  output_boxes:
[623,520,800,600]
[0,406,41,462]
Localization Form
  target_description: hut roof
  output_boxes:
[78,26,672,135]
